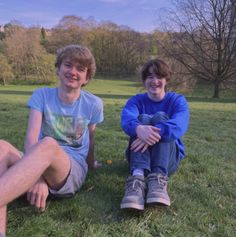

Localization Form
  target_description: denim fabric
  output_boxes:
[127,112,180,177]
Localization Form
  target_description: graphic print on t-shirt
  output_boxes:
[43,109,89,147]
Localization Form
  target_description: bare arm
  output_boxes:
[24,108,42,152]
[24,108,49,211]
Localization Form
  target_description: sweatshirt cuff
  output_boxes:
[156,123,165,137]
[131,123,139,137]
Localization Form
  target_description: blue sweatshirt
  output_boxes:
[121,92,190,160]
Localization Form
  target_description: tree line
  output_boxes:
[0,0,236,98]
[0,16,153,86]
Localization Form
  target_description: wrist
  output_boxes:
[135,125,142,135]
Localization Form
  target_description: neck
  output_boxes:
[58,87,81,104]
[147,91,165,102]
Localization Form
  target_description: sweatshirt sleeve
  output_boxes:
[156,95,189,142]
[121,96,140,137]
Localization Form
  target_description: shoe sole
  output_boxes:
[146,197,170,206]
[120,203,144,210]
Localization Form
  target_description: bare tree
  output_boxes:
[159,0,236,98]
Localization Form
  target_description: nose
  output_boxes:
[69,66,77,75]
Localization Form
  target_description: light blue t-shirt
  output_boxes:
[27,87,103,169]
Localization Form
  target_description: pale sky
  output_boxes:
[0,0,172,32]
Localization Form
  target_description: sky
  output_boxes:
[0,0,172,32]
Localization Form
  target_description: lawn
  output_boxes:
[0,79,235,237]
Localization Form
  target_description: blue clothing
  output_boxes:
[121,92,189,160]
[27,87,103,168]
[128,112,179,176]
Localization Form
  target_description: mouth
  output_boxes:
[150,84,161,89]
[66,76,79,81]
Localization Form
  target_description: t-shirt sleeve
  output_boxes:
[90,97,104,125]
[27,88,44,112]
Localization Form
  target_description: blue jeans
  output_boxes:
[126,112,180,177]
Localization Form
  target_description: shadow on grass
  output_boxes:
[1,90,235,102]
[0,90,133,100]
[0,90,32,96]
[94,93,132,100]
[186,96,236,103]
[118,83,140,88]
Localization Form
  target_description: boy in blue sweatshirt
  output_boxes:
[120,58,189,210]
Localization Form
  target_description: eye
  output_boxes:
[76,65,87,72]
[63,62,72,68]
[77,66,86,72]
[147,76,154,80]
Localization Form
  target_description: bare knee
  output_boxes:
[34,137,61,162]
[0,139,11,152]
[39,137,59,149]
[0,140,9,163]
[0,139,21,166]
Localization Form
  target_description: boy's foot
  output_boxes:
[120,175,146,210]
[146,173,170,206]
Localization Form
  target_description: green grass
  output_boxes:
[0,80,236,237]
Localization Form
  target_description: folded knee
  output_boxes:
[0,139,12,155]
[0,140,21,166]
[39,137,59,149]
[37,137,61,158]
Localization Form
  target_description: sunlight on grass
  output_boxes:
[0,80,235,237]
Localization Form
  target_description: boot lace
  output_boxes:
[148,174,167,192]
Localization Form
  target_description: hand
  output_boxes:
[136,125,161,145]
[131,138,149,152]
[88,160,102,170]
[94,160,102,169]
[27,177,49,212]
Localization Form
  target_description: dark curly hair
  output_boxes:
[141,58,172,82]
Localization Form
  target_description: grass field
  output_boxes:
[0,79,236,237]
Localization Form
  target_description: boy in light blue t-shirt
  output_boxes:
[0,45,103,236]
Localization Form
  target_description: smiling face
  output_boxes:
[144,67,167,101]
[57,59,89,90]
[141,58,171,101]
[55,45,96,89]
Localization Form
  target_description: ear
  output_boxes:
[83,78,90,86]
[85,73,90,82]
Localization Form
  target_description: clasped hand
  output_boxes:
[131,125,161,152]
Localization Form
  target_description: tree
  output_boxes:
[151,30,196,92]
[89,22,149,76]
[5,27,41,79]
[44,15,92,54]
[159,0,236,98]
[4,27,55,84]
[31,53,56,84]
[0,54,14,85]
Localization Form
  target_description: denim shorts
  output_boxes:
[49,157,88,198]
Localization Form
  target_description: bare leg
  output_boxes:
[0,137,71,207]
[0,140,22,236]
